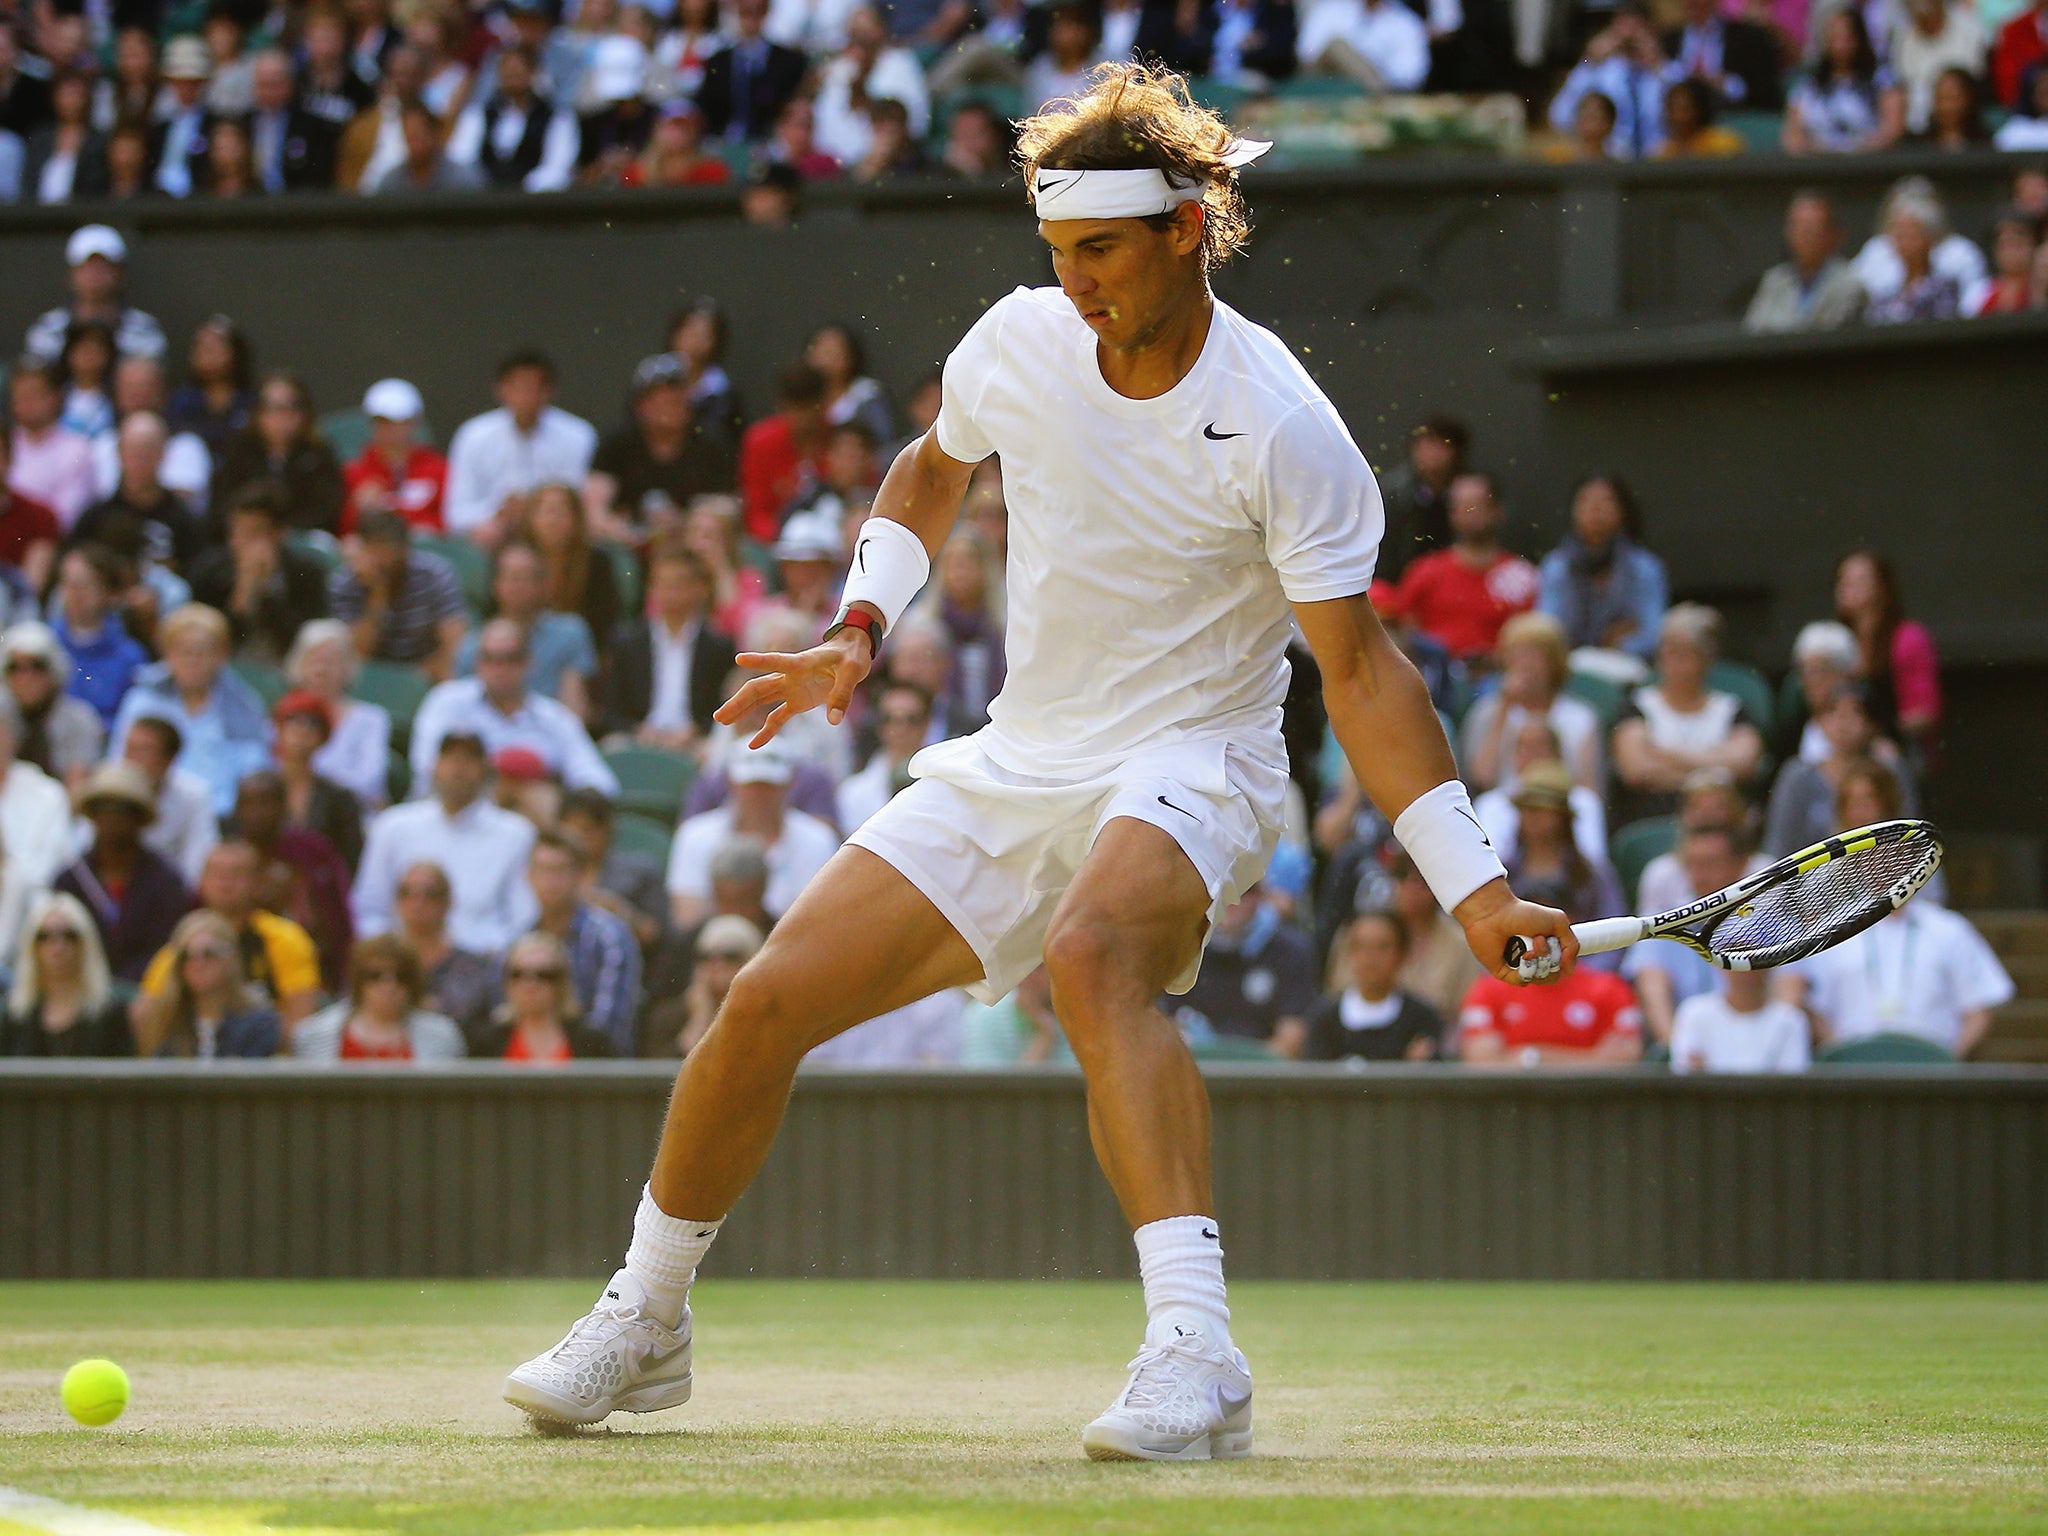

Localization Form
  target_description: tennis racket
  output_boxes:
[1503,818,1945,981]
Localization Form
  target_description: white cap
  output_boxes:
[588,35,648,103]
[66,225,126,266]
[362,377,423,422]
[773,510,841,563]
[727,744,795,786]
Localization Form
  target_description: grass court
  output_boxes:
[3,1279,2047,1535]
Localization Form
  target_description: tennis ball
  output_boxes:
[60,1359,130,1426]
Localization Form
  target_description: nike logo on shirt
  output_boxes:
[1157,794,1200,821]
[1203,423,1245,440]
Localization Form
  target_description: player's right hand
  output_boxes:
[716,629,876,748]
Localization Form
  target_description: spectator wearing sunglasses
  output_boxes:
[389,860,501,1033]
[0,891,132,1057]
[2,621,103,789]
[524,830,641,1055]
[470,929,613,1061]
[292,935,468,1063]
[643,912,763,1058]
[132,909,283,1059]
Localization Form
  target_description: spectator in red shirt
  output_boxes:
[1993,0,2047,106]
[342,378,447,535]
[737,363,829,543]
[1391,471,1539,664]
[1456,965,1644,1066]
[0,432,62,594]
[623,100,732,187]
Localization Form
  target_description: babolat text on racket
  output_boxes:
[1504,819,1944,981]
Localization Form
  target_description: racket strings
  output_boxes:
[1708,839,1931,963]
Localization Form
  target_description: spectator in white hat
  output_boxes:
[24,225,166,365]
[151,37,215,199]
[342,378,448,535]
[763,509,846,641]
[666,742,841,928]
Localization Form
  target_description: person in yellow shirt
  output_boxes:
[136,840,322,1038]
[1656,78,1748,157]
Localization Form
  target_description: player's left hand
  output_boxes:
[716,628,875,748]
[1454,878,1580,986]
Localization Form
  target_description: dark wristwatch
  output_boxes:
[823,607,884,658]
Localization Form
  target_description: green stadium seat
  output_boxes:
[417,534,492,615]
[1708,660,1775,740]
[1721,111,1782,154]
[604,745,696,823]
[386,747,412,804]
[1565,670,1629,728]
[595,540,642,617]
[612,811,675,866]
[318,408,372,462]
[231,658,286,708]
[1610,816,1678,911]
[1817,1032,1956,1065]
[351,659,432,745]
[287,530,340,582]
[1190,1034,1279,1063]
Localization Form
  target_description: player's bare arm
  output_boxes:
[715,430,976,746]
[1292,591,1579,985]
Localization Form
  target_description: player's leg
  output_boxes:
[1041,816,1254,1462]
[504,845,981,1425]
[646,843,982,1218]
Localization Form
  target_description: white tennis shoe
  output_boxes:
[1081,1330,1254,1461]
[503,1269,693,1426]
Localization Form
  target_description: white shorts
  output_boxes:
[846,732,1288,1004]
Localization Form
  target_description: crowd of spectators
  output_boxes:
[1743,169,2048,327]
[0,217,2013,1071]
[1,0,2046,211]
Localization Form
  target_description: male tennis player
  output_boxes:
[506,62,1576,1461]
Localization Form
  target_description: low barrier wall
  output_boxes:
[3,1062,2043,1282]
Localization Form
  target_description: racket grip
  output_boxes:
[1504,917,1649,967]
[1576,916,1651,955]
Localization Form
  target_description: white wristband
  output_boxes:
[1392,779,1508,915]
[842,517,931,633]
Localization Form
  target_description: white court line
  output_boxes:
[0,1486,185,1536]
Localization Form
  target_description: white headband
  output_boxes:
[1030,138,1272,221]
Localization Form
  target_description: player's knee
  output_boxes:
[708,960,811,1069]
[1042,917,1147,1021]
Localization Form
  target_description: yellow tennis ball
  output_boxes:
[61,1359,130,1426]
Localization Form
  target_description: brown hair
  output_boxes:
[347,933,425,1010]
[1015,62,1251,271]
[1834,757,1902,826]
[513,483,594,618]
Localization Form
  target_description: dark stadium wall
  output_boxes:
[5,1064,2048,1281]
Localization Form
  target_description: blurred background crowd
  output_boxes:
[0,0,2046,209]
[0,215,2017,1072]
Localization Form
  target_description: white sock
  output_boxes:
[1134,1215,1232,1351]
[622,1184,722,1329]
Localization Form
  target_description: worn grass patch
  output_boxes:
[3,1281,2046,1533]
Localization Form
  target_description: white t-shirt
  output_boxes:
[933,287,1383,781]
[666,803,842,918]
[1801,901,2013,1053]
[1669,994,1811,1074]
